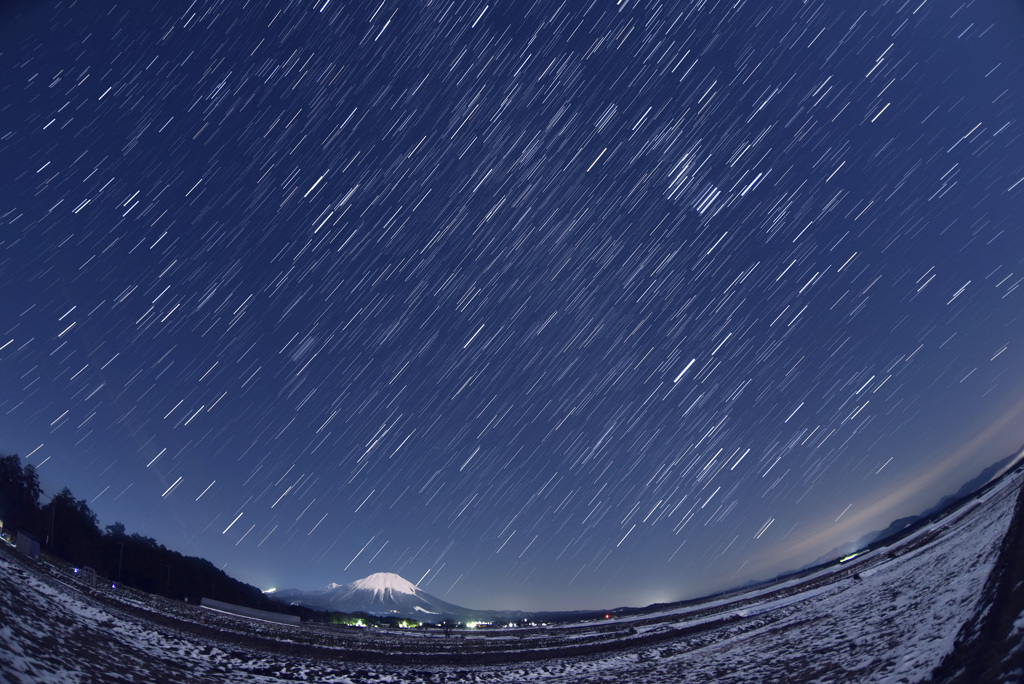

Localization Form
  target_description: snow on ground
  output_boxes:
[1,470,1021,683]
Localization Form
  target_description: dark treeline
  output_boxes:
[0,452,456,628]
[0,453,296,615]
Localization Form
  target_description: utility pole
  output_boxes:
[48,497,55,551]
[117,539,124,582]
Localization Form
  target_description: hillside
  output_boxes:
[2,462,1023,682]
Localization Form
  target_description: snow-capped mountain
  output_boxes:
[6,460,1024,681]
[272,572,476,620]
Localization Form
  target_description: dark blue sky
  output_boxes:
[2,0,1024,611]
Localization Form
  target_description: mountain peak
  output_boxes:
[349,572,419,598]
[276,571,505,620]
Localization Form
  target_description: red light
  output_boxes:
[605,614,610,619]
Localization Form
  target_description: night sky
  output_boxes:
[2,0,1024,612]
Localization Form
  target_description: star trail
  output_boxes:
[2,0,1024,611]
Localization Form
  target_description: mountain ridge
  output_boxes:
[271,571,595,623]
[807,448,1024,568]
[272,572,496,621]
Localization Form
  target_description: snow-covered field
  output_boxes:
[2,469,1022,683]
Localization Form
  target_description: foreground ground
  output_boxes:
[3,465,1024,683]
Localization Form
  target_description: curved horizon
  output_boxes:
[2,0,1024,613]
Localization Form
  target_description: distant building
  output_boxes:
[16,531,40,559]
